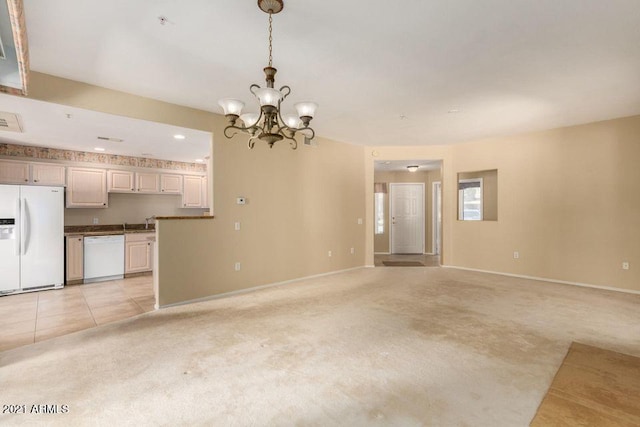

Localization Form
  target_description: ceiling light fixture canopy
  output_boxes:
[407,165,419,172]
[218,0,317,150]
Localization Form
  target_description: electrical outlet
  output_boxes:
[236,197,246,205]
[328,251,332,257]
[92,217,99,225]
[350,247,355,255]
[234,222,241,231]
[357,218,363,225]
[513,251,519,259]
[234,262,241,271]
[622,262,630,270]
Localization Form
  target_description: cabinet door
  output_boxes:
[202,176,209,208]
[160,174,182,194]
[108,170,135,192]
[66,168,108,208]
[136,172,160,193]
[32,163,66,186]
[182,176,203,208]
[125,240,152,273]
[66,235,84,281]
[0,160,29,184]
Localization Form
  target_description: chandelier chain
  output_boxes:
[268,12,273,67]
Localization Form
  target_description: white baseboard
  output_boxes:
[374,252,390,255]
[442,265,640,295]
[423,252,436,255]
[159,266,366,309]
[364,264,376,268]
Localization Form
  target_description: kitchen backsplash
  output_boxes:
[0,142,207,172]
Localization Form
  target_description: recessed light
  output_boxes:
[94,147,105,152]
[407,165,419,172]
[195,159,204,163]
[174,134,186,140]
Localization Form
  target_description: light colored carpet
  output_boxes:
[1,267,639,426]
[531,342,640,426]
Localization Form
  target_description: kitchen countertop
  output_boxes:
[64,224,156,236]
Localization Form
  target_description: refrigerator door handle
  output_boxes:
[15,197,21,256]
[23,197,30,255]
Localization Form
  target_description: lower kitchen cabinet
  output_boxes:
[65,235,84,282]
[125,233,154,274]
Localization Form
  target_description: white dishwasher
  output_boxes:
[83,235,125,283]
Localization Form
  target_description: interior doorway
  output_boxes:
[373,159,443,267]
[390,183,424,254]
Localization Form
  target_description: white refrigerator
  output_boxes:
[0,184,64,294]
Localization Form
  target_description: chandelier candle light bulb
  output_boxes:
[218,0,317,150]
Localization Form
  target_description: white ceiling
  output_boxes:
[0,94,211,163]
[20,0,640,147]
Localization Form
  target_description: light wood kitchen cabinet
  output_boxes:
[66,167,108,208]
[202,176,209,208]
[136,172,160,193]
[160,174,182,194]
[125,233,154,273]
[0,160,30,184]
[66,235,84,282]
[108,170,135,192]
[183,175,204,208]
[31,163,66,186]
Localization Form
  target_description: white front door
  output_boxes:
[390,183,424,254]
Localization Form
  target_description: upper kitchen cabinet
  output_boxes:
[66,167,108,208]
[108,170,135,192]
[136,172,160,193]
[31,163,66,186]
[160,174,182,194]
[0,160,29,184]
[183,175,204,208]
[0,160,65,186]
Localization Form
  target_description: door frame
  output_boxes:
[432,181,442,255]
[389,182,425,254]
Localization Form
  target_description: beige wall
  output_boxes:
[64,193,208,226]
[373,169,441,253]
[365,115,640,292]
[27,72,366,306]
[458,169,498,221]
[28,72,640,296]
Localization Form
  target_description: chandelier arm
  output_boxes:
[280,131,298,150]
[279,86,291,101]
[224,124,257,139]
[249,84,261,98]
[298,126,315,141]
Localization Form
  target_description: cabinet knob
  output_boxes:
[78,238,82,241]
[103,203,106,206]
[34,179,38,182]
[24,179,28,182]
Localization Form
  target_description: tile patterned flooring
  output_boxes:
[0,276,155,352]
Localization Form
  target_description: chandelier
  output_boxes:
[218,0,318,150]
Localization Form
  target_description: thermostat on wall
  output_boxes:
[236,197,246,205]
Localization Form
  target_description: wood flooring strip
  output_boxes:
[530,342,640,426]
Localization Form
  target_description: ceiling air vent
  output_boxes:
[0,112,23,132]
[97,136,124,142]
